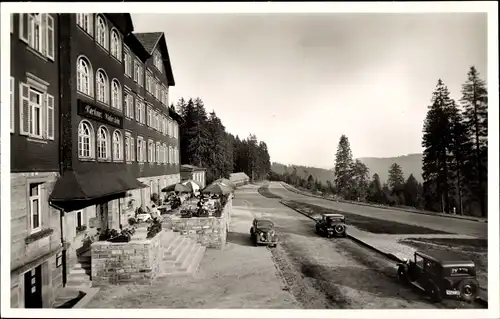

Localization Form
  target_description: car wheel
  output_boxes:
[397,266,409,285]
[458,279,478,302]
[425,281,443,303]
[334,224,346,234]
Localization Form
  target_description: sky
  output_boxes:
[131,13,487,169]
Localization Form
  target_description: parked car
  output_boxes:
[397,250,479,303]
[315,213,347,238]
[136,213,152,223]
[250,218,278,247]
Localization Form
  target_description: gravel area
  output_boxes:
[281,200,451,235]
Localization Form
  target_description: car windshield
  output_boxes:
[256,221,273,228]
[326,217,343,223]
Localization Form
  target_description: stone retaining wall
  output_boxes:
[170,198,232,250]
[91,230,167,286]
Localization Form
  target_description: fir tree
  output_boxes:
[334,135,354,199]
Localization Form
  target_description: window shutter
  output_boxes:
[19,14,28,43]
[11,77,15,133]
[135,101,139,120]
[19,83,30,135]
[46,14,55,61]
[46,94,55,140]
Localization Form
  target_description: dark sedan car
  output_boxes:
[250,218,279,247]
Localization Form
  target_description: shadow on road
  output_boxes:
[299,263,423,302]
[227,231,254,247]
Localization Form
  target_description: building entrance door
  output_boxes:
[97,202,109,231]
[24,265,42,308]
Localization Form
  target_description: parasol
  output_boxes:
[202,183,232,195]
[181,179,202,192]
[161,183,190,193]
[214,178,236,190]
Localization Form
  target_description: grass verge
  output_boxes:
[258,185,283,199]
[281,200,451,235]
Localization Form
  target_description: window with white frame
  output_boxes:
[124,49,132,77]
[96,70,109,104]
[124,91,134,119]
[76,13,93,35]
[130,136,135,161]
[78,120,94,159]
[11,77,15,133]
[19,81,55,140]
[110,29,121,61]
[19,14,55,61]
[147,105,152,127]
[29,182,43,232]
[139,101,145,124]
[137,136,144,163]
[156,142,161,164]
[125,133,131,162]
[148,140,154,163]
[155,80,160,100]
[174,122,178,138]
[146,72,153,93]
[134,60,143,86]
[163,143,168,164]
[77,56,93,96]
[168,146,172,164]
[111,79,121,110]
[113,130,123,161]
[154,111,159,131]
[140,101,146,124]
[96,15,108,50]
[97,126,110,160]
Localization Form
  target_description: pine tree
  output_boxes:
[334,135,354,199]
[460,66,488,217]
[368,173,383,203]
[388,163,405,196]
[403,174,421,208]
[422,79,456,213]
[350,160,370,201]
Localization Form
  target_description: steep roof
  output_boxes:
[181,164,206,172]
[134,31,175,86]
[229,172,250,181]
[134,32,163,53]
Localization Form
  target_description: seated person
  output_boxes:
[150,204,160,218]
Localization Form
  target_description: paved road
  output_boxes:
[235,184,481,309]
[267,182,487,239]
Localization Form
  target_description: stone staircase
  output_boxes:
[159,231,206,276]
[66,249,92,289]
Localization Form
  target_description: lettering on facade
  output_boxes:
[77,100,123,128]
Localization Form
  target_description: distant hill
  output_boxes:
[271,153,423,185]
[357,154,423,183]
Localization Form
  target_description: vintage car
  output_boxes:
[315,213,347,238]
[397,250,479,303]
[250,218,278,247]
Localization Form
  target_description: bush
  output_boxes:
[128,217,137,226]
[146,218,162,239]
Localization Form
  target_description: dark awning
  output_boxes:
[49,168,147,212]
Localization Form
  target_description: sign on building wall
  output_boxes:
[77,100,124,128]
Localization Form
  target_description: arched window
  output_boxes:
[96,70,109,104]
[111,79,121,110]
[78,120,94,159]
[97,126,110,160]
[113,130,123,161]
[77,56,93,96]
[96,15,108,50]
[110,29,121,60]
